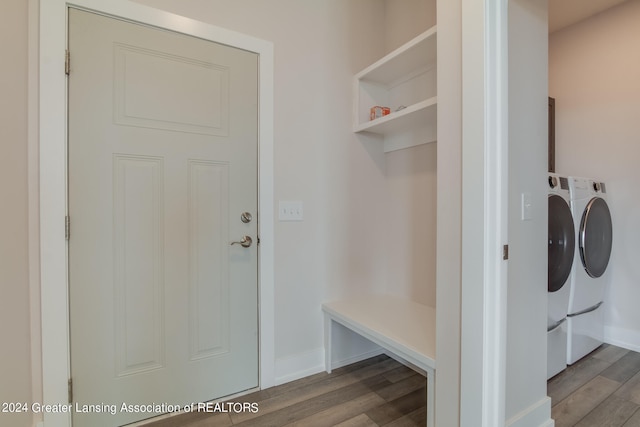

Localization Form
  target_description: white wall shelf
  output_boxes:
[354,25,437,152]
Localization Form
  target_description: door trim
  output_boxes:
[460,0,508,425]
[39,2,274,426]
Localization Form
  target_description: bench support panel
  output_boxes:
[323,309,435,427]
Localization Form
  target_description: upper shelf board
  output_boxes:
[356,25,437,86]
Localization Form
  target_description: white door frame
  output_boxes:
[459,0,509,425]
[39,2,274,426]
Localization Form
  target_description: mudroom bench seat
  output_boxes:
[322,294,436,427]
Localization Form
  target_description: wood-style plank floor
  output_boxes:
[549,344,640,426]
[143,354,427,427]
[143,344,640,427]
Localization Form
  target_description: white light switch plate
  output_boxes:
[279,201,303,221]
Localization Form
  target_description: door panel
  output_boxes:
[68,8,258,426]
[113,43,230,135]
[188,160,231,360]
[113,155,165,377]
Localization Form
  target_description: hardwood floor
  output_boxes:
[143,355,427,427]
[549,344,640,426]
[143,344,640,427]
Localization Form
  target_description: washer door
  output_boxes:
[579,197,613,278]
[548,194,575,292]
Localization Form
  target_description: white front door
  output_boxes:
[68,8,258,426]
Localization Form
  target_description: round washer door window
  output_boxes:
[548,194,575,292]
[579,197,613,278]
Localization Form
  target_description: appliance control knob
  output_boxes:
[593,182,601,192]
[549,176,557,189]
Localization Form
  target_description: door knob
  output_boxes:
[230,235,252,248]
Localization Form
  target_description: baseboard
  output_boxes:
[604,325,640,353]
[331,348,385,370]
[274,348,325,386]
[274,346,386,386]
[506,397,554,427]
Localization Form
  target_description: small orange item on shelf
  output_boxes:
[370,106,391,121]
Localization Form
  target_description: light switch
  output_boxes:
[279,201,304,221]
[521,192,532,221]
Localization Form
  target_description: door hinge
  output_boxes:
[65,215,71,241]
[65,50,70,75]
[68,378,73,403]
[503,244,509,260]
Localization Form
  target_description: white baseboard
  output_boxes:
[274,347,385,386]
[274,348,325,386]
[604,325,640,353]
[331,348,385,371]
[506,397,553,427]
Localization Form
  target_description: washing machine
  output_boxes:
[566,176,613,365]
[547,173,575,379]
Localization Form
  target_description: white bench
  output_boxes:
[322,294,436,427]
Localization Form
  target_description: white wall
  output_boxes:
[385,144,437,304]
[384,0,436,53]
[0,1,33,427]
[506,0,551,425]
[549,0,640,351]
[383,0,437,306]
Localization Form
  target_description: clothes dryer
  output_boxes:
[567,177,613,365]
[547,173,574,379]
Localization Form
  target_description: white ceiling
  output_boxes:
[549,0,629,33]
